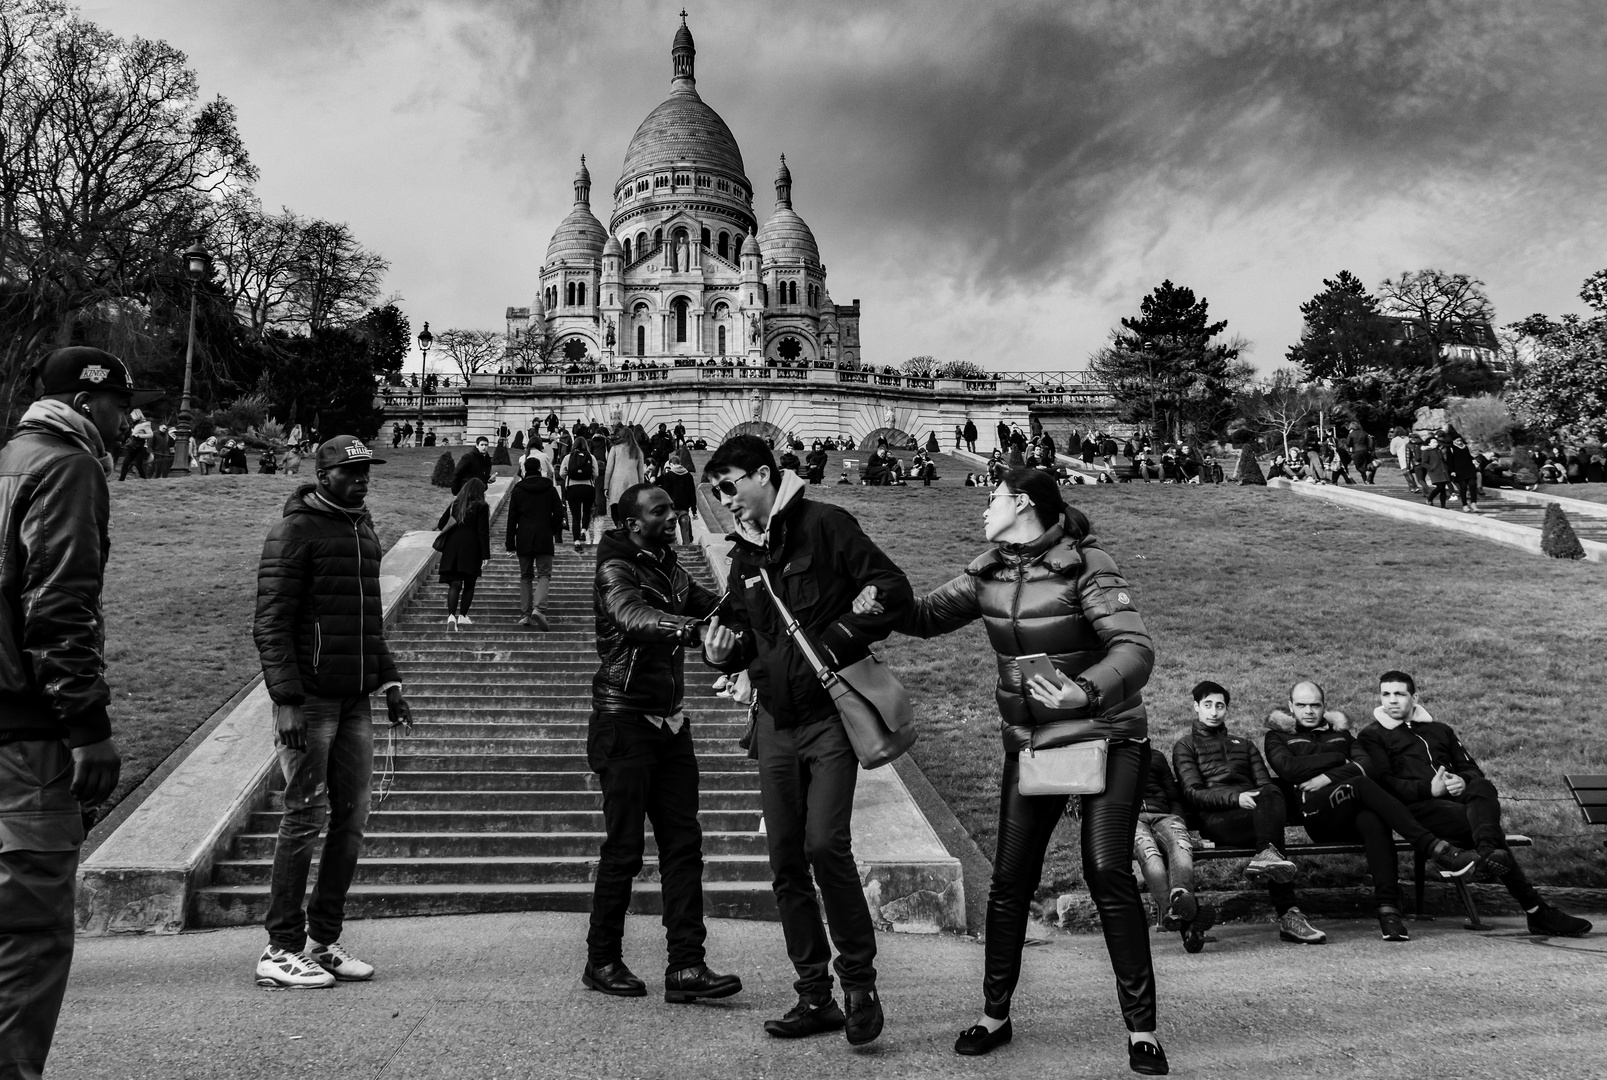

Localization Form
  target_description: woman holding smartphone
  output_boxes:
[856,466,1163,1074]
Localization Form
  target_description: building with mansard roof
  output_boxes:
[505,15,861,369]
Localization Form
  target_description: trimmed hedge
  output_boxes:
[430,451,455,488]
[1541,503,1586,560]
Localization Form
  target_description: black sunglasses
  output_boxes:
[712,471,753,498]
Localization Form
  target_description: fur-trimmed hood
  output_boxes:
[1264,707,1351,734]
[1371,703,1434,730]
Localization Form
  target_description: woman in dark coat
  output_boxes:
[505,458,565,629]
[1421,437,1452,507]
[437,477,491,628]
[856,467,1163,1073]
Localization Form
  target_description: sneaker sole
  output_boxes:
[764,1019,844,1039]
[321,967,374,982]
[255,975,335,989]
[1278,932,1327,945]
[1434,860,1478,878]
[1246,862,1297,885]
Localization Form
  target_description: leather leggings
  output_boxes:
[984,740,1157,1032]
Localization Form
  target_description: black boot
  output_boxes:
[663,963,742,1004]
[844,988,884,1046]
[582,960,646,998]
[764,996,845,1038]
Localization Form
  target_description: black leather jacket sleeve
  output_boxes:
[597,557,696,644]
[17,451,112,745]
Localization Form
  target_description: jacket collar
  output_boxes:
[730,468,807,554]
[1192,719,1229,740]
[1372,703,1433,730]
[1264,708,1351,734]
[16,399,112,476]
[598,527,677,573]
[966,524,1089,577]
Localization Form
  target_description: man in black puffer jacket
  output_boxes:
[1173,680,1326,945]
[1264,680,1477,943]
[1359,670,1591,938]
[584,484,741,1004]
[252,435,412,989]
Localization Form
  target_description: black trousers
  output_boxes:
[1407,781,1541,909]
[1301,775,1436,908]
[755,707,877,998]
[986,741,1157,1033]
[1199,785,1297,913]
[586,712,707,973]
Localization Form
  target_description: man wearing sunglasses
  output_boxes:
[702,436,912,1047]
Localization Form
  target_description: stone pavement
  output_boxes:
[51,910,1607,1079]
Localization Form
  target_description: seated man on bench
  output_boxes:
[1133,749,1216,953]
[1172,680,1326,945]
[1264,680,1478,943]
[1358,670,1591,939]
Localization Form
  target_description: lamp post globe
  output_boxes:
[415,322,433,447]
[171,238,210,475]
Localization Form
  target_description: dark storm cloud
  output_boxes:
[449,0,1607,294]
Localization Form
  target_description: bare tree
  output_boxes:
[209,194,306,339]
[436,329,505,380]
[291,220,387,333]
[901,354,936,378]
[1378,270,1495,352]
[1247,368,1332,457]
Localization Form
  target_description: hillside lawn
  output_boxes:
[791,450,1607,891]
[101,445,475,810]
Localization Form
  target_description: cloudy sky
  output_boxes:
[87,0,1607,375]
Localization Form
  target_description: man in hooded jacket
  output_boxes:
[252,435,414,988]
[0,347,150,1078]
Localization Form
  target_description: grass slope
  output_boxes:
[794,451,1607,891]
[101,446,469,810]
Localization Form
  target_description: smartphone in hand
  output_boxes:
[1016,653,1064,689]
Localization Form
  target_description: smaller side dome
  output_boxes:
[740,232,761,258]
[757,155,819,264]
[603,235,623,258]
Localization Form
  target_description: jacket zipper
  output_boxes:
[353,520,363,688]
[623,646,638,688]
[313,624,322,670]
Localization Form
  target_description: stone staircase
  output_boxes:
[193,536,774,926]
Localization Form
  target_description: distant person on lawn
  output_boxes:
[1172,680,1327,946]
[452,435,493,494]
[583,484,740,1004]
[252,434,413,989]
[0,347,151,1077]
[1358,671,1590,938]
[1263,681,1478,943]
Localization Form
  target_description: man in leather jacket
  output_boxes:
[0,348,153,1076]
[583,484,743,1003]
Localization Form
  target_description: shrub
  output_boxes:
[1229,427,1254,446]
[511,430,524,450]
[1541,503,1586,560]
[1445,394,1517,452]
[430,451,455,488]
[492,441,511,465]
[1235,446,1266,485]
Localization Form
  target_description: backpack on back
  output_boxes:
[568,451,594,482]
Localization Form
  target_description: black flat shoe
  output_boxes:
[844,988,884,1046]
[764,996,845,1038]
[664,963,743,1003]
[582,960,646,998]
[1129,1039,1169,1075]
[955,1019,1012,1056]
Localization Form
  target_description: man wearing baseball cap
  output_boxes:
[252,433,413,988]
[0,347,158,1075]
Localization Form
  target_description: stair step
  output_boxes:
[191,881,778,926]
[246,809,763,834]
[211,853,772,887]
[369,721,749,737]
[229,830,769,859]
[369,752,752,771]
[274,769,758,792]
[266,789,760,812]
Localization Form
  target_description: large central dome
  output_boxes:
[618,16,746,181]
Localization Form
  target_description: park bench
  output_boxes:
[1564,774,1607,833]
[1191,833,1533,930]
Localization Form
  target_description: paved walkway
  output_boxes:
[52,910,1607,1079]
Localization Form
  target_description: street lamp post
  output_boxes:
[415,322,433,446]
[170,239,209,474]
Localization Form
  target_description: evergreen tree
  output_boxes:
[1287,272,1396,384]
[1540,503,1586,560]
[430,451,455,488]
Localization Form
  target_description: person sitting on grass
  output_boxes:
[1358,671,1591,938]
[1133,749,1216,953]
[1264,681,1478,943]
[1172,680,1327,945]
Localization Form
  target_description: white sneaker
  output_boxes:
[456,615,474,626]
[446,614,457,628]
[309,940,375,982]
[256,945,336,989]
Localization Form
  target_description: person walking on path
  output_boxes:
[252,434,413,989]
[1447,436,1480,513]
[437,477,492,628]
[604,421,645,528]
[856,466,1167,1074]
[118,410,151,480]
[701,436,911,1048]
[560,441,599,552]
[0,348,149,1077]
[1420,436,1451,508]
[506,457,565,629]
[656,453,699,546]
[583,484,742,1004]
[452,435,493,494]
[964,419,978,453]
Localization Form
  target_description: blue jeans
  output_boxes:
[1132,812,1194,922]
[265,696,373,951]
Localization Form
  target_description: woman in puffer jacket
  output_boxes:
[859,466,1163,1074]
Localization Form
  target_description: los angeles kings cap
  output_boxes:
[34,347,163,407]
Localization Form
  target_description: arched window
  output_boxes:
[623,239,632,263]
[700,227,710,248]
[673,299,688,342]
[577,282,586,306]
[717,232,729,259]
[717,325,726,355]
[637,231,648,255]
[636,325,646,356]
[734,234,745,257]
[654,228,663,248]
[565,282,575,306]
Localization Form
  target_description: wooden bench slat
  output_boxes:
[1192,834,1532,859]
[1572,791,1607,806]
[1564,774,1607,788]
[1584,807,1607,826]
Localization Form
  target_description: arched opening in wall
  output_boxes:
[723,420,786,446]
[777,336,802,361]
[623,238,632,263]
[717,232,729,259]
[562,338,589,365]
[673,298,688,343]
[577,282,587,306]
[734,233,744,255]
[565,282,575,306]
[636,325,646,356]
[858,426,916,451]
[717,326,726,354]
[654,228,663,249]
[637,231,648,257]
[672,229,689,272]
[700,227,710,248]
